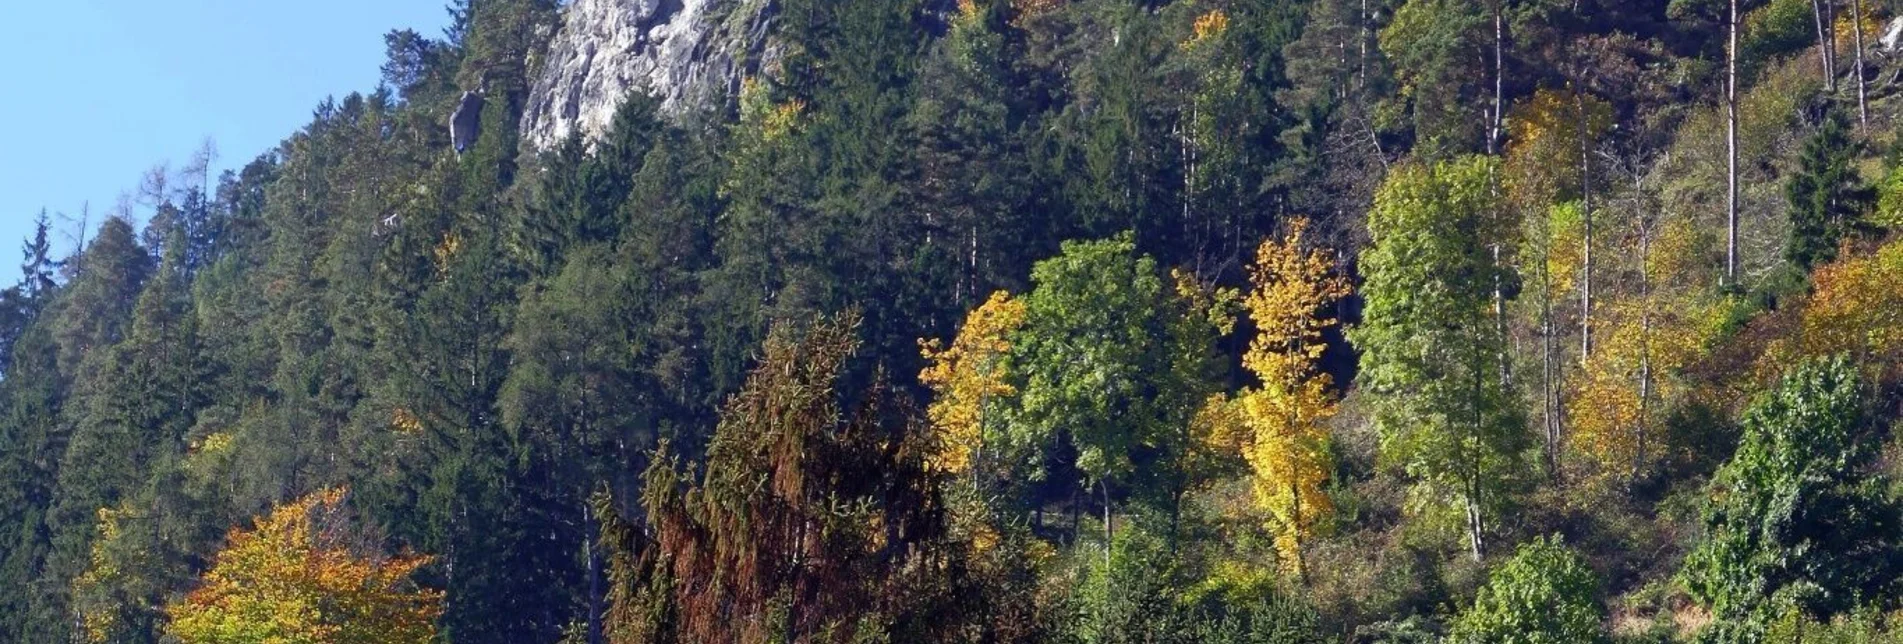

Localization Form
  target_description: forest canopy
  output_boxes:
[4,0,1903,641]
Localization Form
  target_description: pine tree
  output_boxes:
[596,313,954,644]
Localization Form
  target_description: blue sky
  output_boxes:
[0,1,453,285]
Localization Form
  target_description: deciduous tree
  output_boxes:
[165,488,443,644]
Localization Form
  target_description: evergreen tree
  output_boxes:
[1785,111,1871,270]
[44,228,201,642]
[517,92,662,275]
[0,323,64,640]
[595,313,955,644]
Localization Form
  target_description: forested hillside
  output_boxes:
[4,0,1903,641]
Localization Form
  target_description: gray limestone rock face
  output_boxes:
[520,0,778,150]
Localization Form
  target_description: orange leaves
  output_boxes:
[431,231,461,277]
[164,488,442,644]
[920,291,1027,474]
[1762,239,1903,383]
[389,408,424,435]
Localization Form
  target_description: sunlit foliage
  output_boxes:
[164,489,442,644]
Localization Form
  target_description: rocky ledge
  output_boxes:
[520,0,777,150]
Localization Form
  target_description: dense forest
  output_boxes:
[4,0,1903,641]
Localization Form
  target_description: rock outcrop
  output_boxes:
[520,0,778,150]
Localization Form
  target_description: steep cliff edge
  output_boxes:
[520,0,777,149]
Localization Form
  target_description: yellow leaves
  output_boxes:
[763,99,808,142]
[1504,88,1612,208]
[1011,0,1064,26]
[165,488,443,644]
[1239,382,1336,575]
[1834,1,1882,51]
[193,432,235,457]
[738,77,806,145]
[432,231,461,276]
[956,0,984,27]
[1235,219,1350,580]
[1571,295,1722,477]
[1185,10,1231,49]
[1173,268,1241,338]
[919,291,1027,474]
[1242,218,1350,387]
[390,408,425,436]
[75,504,144,643]
[1192,393,1250,457]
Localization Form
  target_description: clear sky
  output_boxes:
[0,1,453,285]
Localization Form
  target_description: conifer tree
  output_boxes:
[1786,111,1871,270]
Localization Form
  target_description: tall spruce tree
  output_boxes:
[1785,111,1871,270]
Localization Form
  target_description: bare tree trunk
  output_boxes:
[1495,244,1512,385]
[1541,261,1561,477]
[1465,486,1486,561]
[1727,0,1742,287]
[585,504,604,644]
[1490,3,1505,155]
[1578,91,1595,362]
[1819,0,1834,90]
[1854,0,1870,130]
[1360,0,1371,92]
[1290,479,1309,586]
[1814,0,1837,91]
[1101,480,1115,564]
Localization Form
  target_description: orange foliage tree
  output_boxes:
[164,488,442,644]
[1763,238,1903,384]
[600,313,957,644]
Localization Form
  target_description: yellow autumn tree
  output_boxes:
[1237,218,1351,581]
[920,290,1027,474]
[1569,297,1721,477]
[165,488,443,644]
[1762,238,1903,383]
[1504,88,1614,210]
[1570,219,1721,479]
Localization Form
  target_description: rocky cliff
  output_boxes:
[520,0,777,149]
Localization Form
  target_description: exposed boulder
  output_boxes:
[520,0,779,150]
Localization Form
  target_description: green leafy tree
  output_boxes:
[1679,356,1901,640]
[1449,536,1606,644]
[1008,234,1180,540]
[1353,156,1526,561]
